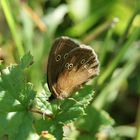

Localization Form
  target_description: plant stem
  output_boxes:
[30,108,54,119]
[1,0,24,57]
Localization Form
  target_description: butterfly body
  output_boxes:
[47,36,99,99]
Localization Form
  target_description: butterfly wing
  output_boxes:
[52,45,99,99]
[47,36,80,97]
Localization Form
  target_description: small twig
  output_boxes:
[22,4,47,32]
[30,108,54,119]
[82,17,119,44]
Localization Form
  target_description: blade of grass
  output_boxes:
[117,9,140,46]
[99,24,114,65]
[98,27,140,86]
[136,100,140,140]
[1,0,24,57]
[93,53,140,109]
[98,9,140,86]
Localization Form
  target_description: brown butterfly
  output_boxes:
[47,36,99,99]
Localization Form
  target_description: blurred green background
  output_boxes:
[0,0,140,139]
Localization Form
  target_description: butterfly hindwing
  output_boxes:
[52,45,99,98]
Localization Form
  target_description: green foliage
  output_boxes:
[0,53,37,140]
[33,77,96,139]
[75,106,114,140]
[0,53,98,139]
[0,0,140,139]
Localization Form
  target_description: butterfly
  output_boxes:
[47,36,99,99]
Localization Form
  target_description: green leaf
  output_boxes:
[0,65,25,104]
[21,83,36,107]
[72,85,94,108]
[55,85,94,124]
[19,52,33,69]
[34,118,63,140]
[0,53,35,108]
[75,106,114,140]
[0,90,24,112]
[0,112,38,140]
[0,53,37,139]
[15,113,38,140]
[56,106,85,124]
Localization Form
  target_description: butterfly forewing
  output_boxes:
[47,36,80,97]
